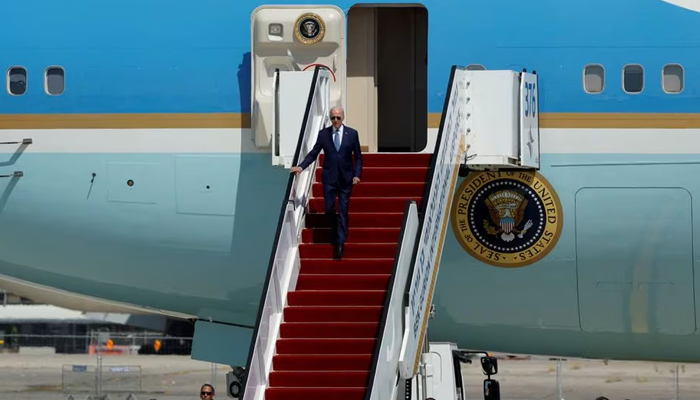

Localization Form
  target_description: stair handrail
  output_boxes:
[289,67,332,228]
[271,68,280,161]
[364,200,420,400]
[398,65,469,379]
[364,65,469,400]
[240,65,331,400]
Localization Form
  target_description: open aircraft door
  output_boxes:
[251,5,346,149]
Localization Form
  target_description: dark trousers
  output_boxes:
[323,182,352,245]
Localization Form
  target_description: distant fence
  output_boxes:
[0,333,192,356]
[0,333,227,400]
[0,336,696,400]
[62,364,143,394]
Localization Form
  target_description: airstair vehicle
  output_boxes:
[229,64,541,400]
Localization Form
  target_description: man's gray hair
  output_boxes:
[330,106,344,116]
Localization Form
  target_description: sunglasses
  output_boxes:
[201,392,213,396]
[330,116,342,120]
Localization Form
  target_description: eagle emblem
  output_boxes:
[295,13,325,45]
[302,20,318,38]
[483,190,534,242]
[451,171,563,268]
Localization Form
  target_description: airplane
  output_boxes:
[1,0,700,374]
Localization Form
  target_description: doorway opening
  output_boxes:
[346,4,428,152]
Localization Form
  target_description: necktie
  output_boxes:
[334,129,341,151]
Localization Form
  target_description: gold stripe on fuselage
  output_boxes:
[539,113,700,129]
[1,112,700,130]
[0,113,250,130]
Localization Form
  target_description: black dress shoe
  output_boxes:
[336,244,344,259]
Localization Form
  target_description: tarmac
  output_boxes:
[0,353,698,400]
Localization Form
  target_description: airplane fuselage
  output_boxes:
[2,0,700,363]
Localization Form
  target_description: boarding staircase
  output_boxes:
[239,65,541,400]
[267,150,430,400]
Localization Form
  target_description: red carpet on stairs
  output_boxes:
[266,152,432,400]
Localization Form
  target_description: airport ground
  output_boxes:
[0,353,698,400]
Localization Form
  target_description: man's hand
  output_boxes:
[291,166,303,174]
[353,177,360,185]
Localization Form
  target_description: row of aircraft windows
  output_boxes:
[466,63,687,94]
[5,63,689,97]
[7,66,65,96]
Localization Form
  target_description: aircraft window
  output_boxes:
[623,64,644,93]
[7,67,27,96]
[466,64,486,70]
[45,67,65,95]
[662,64,683,93]
[583,64,605,93]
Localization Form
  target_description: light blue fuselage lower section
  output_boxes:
[3,151,700,362]
[0,152,288,326]
[435,153,700,361]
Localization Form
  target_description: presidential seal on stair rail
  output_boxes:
[451,170,563,268]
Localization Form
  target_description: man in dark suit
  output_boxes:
[291,106,363,259]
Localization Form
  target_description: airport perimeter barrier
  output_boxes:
[62,364,143,395]
[0,333,230,400]
[0,333,193,355]
[0,334,695,400]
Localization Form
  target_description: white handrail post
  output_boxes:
[242,67,332,400]
[366,202,420,400]
[399,66,469,380]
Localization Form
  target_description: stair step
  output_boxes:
[275,338,375,355]
[296,274,390,290]
[299,243,397,259]
[269,371,370,388]
[266,387,366,400]
[288,290,386,306]
[308,197,421,213]
[312,182,425,198]
[284,306,383,322]
[305,213,405,228]
[319,152,432,167]
[273,354,373,371]
[299,259,395,275]
[302,228,400,244]
[316,167,429,183]
[280,322,380,338]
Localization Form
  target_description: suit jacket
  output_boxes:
[299,125,363,187]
